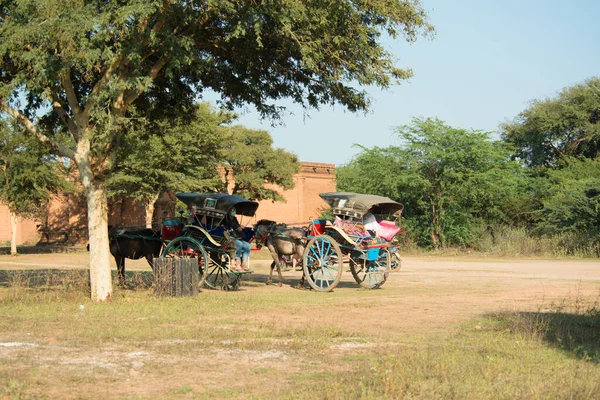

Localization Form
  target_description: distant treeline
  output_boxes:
[337,77,600,256]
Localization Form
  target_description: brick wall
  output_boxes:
[0,161,336,244]
[254,162,336,226]
[0,207,38,245]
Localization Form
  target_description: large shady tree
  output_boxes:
[0,1,433,301]
[108,102,232,228]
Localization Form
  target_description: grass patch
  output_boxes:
[1,262,599,399]
[280,294,600,399]
[2,380,28,400]
[475,226,600,258]
[171,385,193,395]
[315,342,599,399]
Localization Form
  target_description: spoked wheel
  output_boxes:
[389,248,402,272]
[203,252,241,291]
[350,248,390,289]
[161,236,209,285]
[302,235,343,292]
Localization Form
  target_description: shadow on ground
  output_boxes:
[0,263,389,293]
[0,269,155,290]
[488,310,600,364]
[0,245,86,255]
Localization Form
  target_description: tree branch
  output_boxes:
[0,100,75,159]
[50,90,79,138]
[151,1,170,34]
[114,55,171,112]
[82,56,122,121]
[59,71,83,121]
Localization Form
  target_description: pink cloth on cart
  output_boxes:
[378,220,400,241]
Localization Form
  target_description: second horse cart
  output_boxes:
[301,192,404,292]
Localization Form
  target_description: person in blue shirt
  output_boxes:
[225,207,252,272]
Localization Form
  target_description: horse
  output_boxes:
[107,227,163,284]
[254,219,309,287]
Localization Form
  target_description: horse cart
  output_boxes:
[159,192,258,291]
[301,192,404,292]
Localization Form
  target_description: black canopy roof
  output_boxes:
[175,193,259,217]
[319,192,404,218]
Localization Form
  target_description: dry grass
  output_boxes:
[1,256,599,399]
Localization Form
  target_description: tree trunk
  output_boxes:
[145,193,159,229]
[429,196,440,249]
[85,181,113,301]
[76,144,113,302]
[429,192,446,249]
[10,211,17,256]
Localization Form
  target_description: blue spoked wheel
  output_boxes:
[349,248,390,289]
[161,236,209,286]
[302,235,343,292]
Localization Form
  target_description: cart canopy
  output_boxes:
[319,192,403,219]
[176,193,259,218]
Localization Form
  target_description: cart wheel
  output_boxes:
[389,248,402,272]
[302,235,343,292]
[203,255,241,291]
[350,248,390,289]
[161,236,209,284]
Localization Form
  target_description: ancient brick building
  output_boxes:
[0,161,336,245]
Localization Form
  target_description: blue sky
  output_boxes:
[206,0,600,166]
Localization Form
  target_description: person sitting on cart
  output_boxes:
[363,211,381,237]
[225,207,252,272]
[363,211,389,244]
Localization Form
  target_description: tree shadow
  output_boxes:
[0,269,155,291]
[0,245,86,255]
[0,267,385,293]
[242,270,372,290]
[487,310,600,364]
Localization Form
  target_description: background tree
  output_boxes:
[0,120,69,255]
[533,157,600,237]
[501,77,600,168]
[338,118,528,249]
[108,103,233,228]
[0,1,432,301]
[220,126,300,201]
[501,77,600,253]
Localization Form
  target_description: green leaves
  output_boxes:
[501,77,600,167]
[107,102,228,203]
[535,157,600,235]
[1,0,433,166]
[339,118,529,248]
[221,125,300,201]
[0,120,69,218]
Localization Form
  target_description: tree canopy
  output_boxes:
[338,118,528,248]
[0,119,68,219]
[533,157,600,236]
[107,102,231,227]
[501,77,600,168]
[1,1,432,300]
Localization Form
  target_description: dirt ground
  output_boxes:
[1,252,599,399]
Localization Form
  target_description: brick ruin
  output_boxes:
[0,162,336,245]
